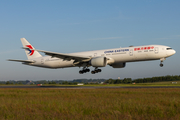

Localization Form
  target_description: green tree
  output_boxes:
[6,81,10,85]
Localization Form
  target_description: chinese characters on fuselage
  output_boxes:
[134,46,154,51]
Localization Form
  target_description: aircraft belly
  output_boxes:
[110,54,130,63]
[59,61,74,68]
[32,59,74,68]
[52,60,74,68]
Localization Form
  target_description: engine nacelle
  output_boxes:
[90,57,107,67]
[110,62,126,68]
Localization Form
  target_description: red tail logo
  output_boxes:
[26,45,34,56]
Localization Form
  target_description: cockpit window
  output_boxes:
[167,48,172,50]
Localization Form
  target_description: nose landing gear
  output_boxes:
[160,63,163,67]
[160,58,166,67]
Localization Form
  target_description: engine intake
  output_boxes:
[90,57,107,67]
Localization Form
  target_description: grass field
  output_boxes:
[0,88,180,120]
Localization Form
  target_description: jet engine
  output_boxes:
[110,62,126,68]
[90,57,107,67]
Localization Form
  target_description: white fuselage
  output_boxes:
[25,45,176,69]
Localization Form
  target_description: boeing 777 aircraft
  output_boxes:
[8,38,176,74]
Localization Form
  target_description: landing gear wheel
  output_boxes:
[91,71,95,74]
[83,70,87,73]
[97,69,102,72]
[79,70,83,74]
[95,70,98,73]
[160,58,166,67]
[160,63,163,67]
[91,68,102,74]
[79,68,90,74]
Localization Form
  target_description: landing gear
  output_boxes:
[160,58,166,67]
[79,67,102,74]
[160,63,163,67]
[79,67,90,74]
[91,67,102,74]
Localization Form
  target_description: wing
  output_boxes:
[36,49,91,62]
[8,59,35,63]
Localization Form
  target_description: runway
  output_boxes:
[0,85,180,89]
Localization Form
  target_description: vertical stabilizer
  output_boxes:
[21,38,42,60]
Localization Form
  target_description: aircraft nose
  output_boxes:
[172,49,176,55]
[166,48,176,56]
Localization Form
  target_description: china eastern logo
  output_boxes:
[26,45,34,56]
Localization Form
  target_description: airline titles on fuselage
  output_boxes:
[134,46,154,51]
[104,49,129,54]
[104,46,155,54]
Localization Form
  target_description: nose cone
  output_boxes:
[167,49,176,56]
[172,49,176,55]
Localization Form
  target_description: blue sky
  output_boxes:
[0,0,180,81]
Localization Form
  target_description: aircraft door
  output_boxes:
[94,53,97,57]
[155,47,159,54]
[41,58,44,64]
[129,49,133,56]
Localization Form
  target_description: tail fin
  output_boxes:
[21,38,42,59]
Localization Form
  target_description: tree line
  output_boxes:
[105,75,180,84]
[1,79,106,85]
[2,75,180,85]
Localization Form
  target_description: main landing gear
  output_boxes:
[91,67,102,74]
[160,58,166,67]
[79,67,102,74]
[79,67,90,74]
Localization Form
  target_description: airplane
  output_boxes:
[8,38,176,74]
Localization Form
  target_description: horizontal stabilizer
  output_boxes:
[8,59,35,63]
